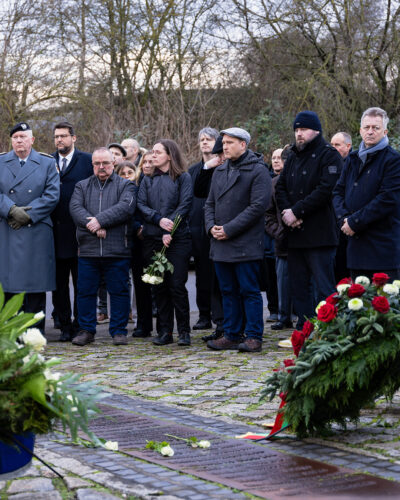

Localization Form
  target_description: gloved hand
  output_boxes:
[8,205,32,230]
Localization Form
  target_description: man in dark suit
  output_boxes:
[51,121,93,341]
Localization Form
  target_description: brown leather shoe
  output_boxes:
[97,313,109,324]
[207,336,239,350]
[72,330,95,346]
[238,338,262,352]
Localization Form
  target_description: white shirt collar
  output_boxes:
[59,147,75,166]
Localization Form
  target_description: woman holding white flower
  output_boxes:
[138,139,193,346]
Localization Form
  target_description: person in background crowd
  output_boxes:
[276,111,342,330]
[121,138,143,166]
[0,122,60,334]
[115,161,136,181]
[333,107,400,281]
[189,127,219,331]
[70,147,135,346]
[131,151,155,338]
[265,146,293,330]
[138,139,193,346]
[108,143,127,166]
[194,136,226,342]
[51,121,93,342]
[330,132,352,160]
[204,128,271,353]
[331,132,352,282]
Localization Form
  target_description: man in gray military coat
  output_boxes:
[0,122,60,332]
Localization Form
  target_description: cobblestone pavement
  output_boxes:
[3,308,400,499]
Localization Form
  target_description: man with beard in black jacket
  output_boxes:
[204,128,271,353]
[275,111,342,329]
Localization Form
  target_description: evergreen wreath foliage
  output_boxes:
[261,274,400,437]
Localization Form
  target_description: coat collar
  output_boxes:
[53,148,82,176]
[5,149,42,187]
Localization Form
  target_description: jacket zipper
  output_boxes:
[97,177,109,257]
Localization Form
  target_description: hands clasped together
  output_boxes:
[8,205,32,230]
[86,216,106,239]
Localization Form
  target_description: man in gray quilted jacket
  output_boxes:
[69,147,136,346]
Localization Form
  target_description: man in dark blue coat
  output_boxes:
[275,111,342,329]
[51,121,93,341]
[333,107,400,280]
[204,128,271,352]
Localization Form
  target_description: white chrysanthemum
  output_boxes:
[348,298,363,311]
[355,276,370,286]
[160,445,174,457]
[393,280,400,289]
[383,283,399,296]
[337,283,351,295]
[104,441,119,451]
[142,274,151,283]
[315,300,326,313]
[198,440,211,448]
[21,328,46,351]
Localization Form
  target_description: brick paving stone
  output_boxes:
[76,489,121,500]
[64,476,92,489]
[7,478,54,494]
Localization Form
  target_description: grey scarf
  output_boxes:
[358,136,389,165]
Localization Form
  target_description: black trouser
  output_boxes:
[143,237,191,335]
[193,252,212,321]
[131,240,153,333]
[5,292,46,334]
[210,263,224,331]
[263,257,279,316]
[52,257,78,332]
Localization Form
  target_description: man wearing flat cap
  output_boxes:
[204,127,271,352]
[0,122,60,332]
[275,111,342,329]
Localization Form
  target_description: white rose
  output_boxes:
[154,277,163,284]
[44,369,61,381]
[34,311,45,321]
[21,328,47,351]
[355,276,370,286]
[148,276,158,284]
[160,445,174,457]
[383,283,399,296]
[198,440,211,448]
[142,274,151,283]
[315,300,326,313]
[348,298,363,311]
[104,441,119,451]
[337,284,351,295]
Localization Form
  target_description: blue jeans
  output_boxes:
[214,261,264,341]
[78,257,130,337]
[276,257,292,324]
[288,247,336,329]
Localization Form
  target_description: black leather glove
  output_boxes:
[8,205,32,230]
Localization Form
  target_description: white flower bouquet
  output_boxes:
[142,214,182,285]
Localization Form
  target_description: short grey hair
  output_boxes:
[337,131,352,146]
[361,107,389,129]
[92,146,113,159]
[198,127,219,142]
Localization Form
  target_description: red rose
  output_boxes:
[347,284,366,298]
[283,359,295,368]
[302,320,314,336]
[317,303,337,322]
[371,296,390,314]
[337,277,352,286]
[326,293,340,305]
[291,330,307,356]
[372,273,390,287]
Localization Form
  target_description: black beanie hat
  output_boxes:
[293,111,322,132]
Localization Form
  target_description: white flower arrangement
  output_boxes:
[355,276,370,286]
[383,283,399,296]
[348,298,363,311]
[21,328,47,351]
[337,283,351,295]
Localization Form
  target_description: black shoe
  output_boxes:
[53,318,61,330]
[193,318,212,330]
[113,334,128,345]
[201,330,223,342]
[266,313,279,323]
[72,330,95,346]
[271,321,293,331]
[132,328,151,338]
[178,333,191,346]
[153,332,173,345]
[59,330,72,342]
